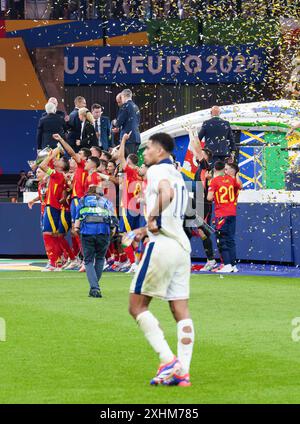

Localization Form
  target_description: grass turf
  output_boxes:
[0,271,300,404]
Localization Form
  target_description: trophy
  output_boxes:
[27,143,65,168]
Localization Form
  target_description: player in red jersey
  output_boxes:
[28,168,53,267]
[52,133,92,266]
[207,161,242,273]
[39,147,70,271]
[28,168,48,216]
[118,132,146,273]
[84,157,102,194]
[57,168,79,270]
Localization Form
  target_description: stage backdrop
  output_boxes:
[0,18,276,175]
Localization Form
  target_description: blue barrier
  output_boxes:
[0,203,44,255]
[0,203,296,264]
[191,203,292,262]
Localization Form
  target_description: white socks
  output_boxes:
[136,311,195,374]
[177,319,194,375]
[136,310,174,364]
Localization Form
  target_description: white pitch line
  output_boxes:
[0,273,129,281]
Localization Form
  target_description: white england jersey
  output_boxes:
[145,160,191,253]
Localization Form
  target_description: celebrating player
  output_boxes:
[39,147,70,271]
[52,133,92,269]
[118,132,145,273]
[207,161,242,273]
[128,132,194,387]
[187,127,216,271]
[84,157,102,193]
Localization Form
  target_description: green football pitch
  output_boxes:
[0,271,300,404]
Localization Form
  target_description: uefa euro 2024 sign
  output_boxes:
[64,45,266,85]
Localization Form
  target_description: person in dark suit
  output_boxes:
[42,97,65,120]
[36,102,67,150]
[67,96,87,152]
[91,104,112,151]
[198,106,236,164]
[77,107,98,149]
[112,89,141,154]
[111,93,122,146]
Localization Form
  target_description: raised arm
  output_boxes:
[198,122,206,142]
[52,134,79,163]
[187,127,204,161]
[118,132,131,169]
[39,147,60,173]
[236,173,243,189]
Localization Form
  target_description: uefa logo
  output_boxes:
[0,57,6,82]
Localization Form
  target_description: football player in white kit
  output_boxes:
[128,132,195,387]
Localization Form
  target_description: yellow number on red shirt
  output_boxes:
[215,185,235,203]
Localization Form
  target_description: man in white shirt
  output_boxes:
[128,132,195,387]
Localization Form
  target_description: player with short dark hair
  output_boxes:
[207,161,242,273]
[84,156,102,194]
[149,132,175,153]
[90,146,102,158]
[101,150,112,162]
[127,153,139,166]
[225,162,240,176]
[128,132,194,387]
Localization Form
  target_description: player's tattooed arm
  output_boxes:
[148,179,174,233]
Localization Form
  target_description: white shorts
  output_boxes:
[130,234,191,301]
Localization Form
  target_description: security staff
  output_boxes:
[74,185,118,298]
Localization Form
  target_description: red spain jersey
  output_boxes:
[209,175,241,218]
[72,159,87,199]
[38,180,48,215]
[63,194,71,212]
[84,171,102,194]
[122,165,143,213]
[46,170,65,210]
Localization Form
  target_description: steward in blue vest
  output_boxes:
[74,185,118,298]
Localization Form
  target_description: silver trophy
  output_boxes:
[27,143,65,168]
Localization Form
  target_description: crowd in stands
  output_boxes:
[1,0,300,20]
